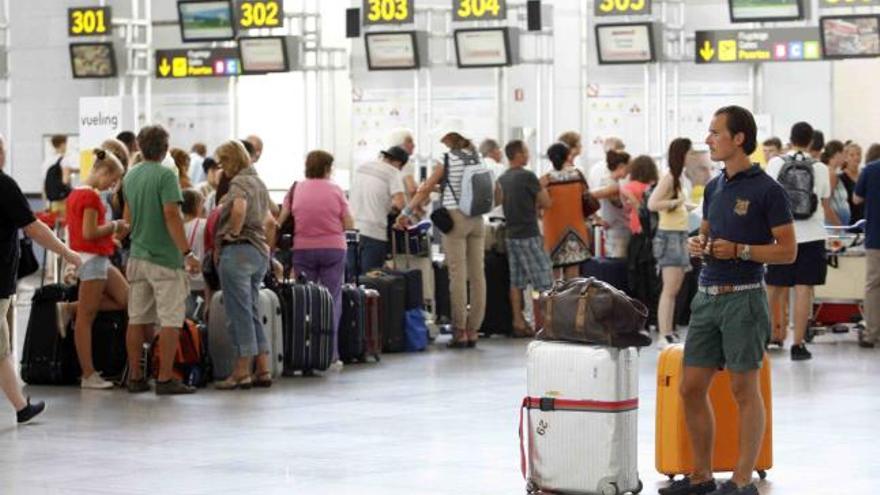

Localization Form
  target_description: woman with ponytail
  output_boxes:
[59,148,130,389]
[541,142,592,280]
[648,138,694,349]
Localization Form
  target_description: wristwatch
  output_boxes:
[738,244,752,261]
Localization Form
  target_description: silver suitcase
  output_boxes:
[521,341,642,495]
[208,289,284,379]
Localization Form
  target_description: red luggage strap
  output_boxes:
[518,396,639,483]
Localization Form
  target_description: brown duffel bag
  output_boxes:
[537,277,652,348]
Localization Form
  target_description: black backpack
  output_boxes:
[638,185,659,239]
[777,152,818,220]
[44,157,71,202]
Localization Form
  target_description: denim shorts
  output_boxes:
[653,230,691,269]
[78,255,111,281]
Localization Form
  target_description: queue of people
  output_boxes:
[0,109,877,427]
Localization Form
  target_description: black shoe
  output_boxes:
[859,337,876,349]
[126,378,151,394]
[155,379,196,395]
[16,398,46,424]
[790,343,812,361]
[708,481,759,495]
[659,476,717,495]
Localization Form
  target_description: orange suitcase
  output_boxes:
[655,345,773,480]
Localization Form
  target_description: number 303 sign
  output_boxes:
[595,0,652,16]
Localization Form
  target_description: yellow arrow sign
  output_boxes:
[159,58,171,77]
[699,40,715,62]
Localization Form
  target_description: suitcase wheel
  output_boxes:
[633,479,643,494]
[600,481,619,495]
[302,369,315,377]
[757,470,767,480]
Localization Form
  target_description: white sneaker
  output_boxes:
[656,333,681,350]
[81,373,114,390]
[329,360,344,373]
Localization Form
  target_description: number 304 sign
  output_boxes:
[595,0,652,16]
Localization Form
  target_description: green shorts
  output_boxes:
[684,288,770,373]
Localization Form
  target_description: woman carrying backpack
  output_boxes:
[396,123,488,348]
[648,138,695,349]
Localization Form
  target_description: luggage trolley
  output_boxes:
[808,221,867,342]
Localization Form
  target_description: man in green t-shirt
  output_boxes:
[123,125,201,395]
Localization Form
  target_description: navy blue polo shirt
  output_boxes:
[855,160,880,249]
[700,164,793,287]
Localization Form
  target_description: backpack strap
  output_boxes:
[442,153,460,203]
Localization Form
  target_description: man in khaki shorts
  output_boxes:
[123,125,200,395]
[660,106,797,495]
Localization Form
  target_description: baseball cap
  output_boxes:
[380,145,410,165]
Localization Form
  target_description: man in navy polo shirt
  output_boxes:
[659,106,797,495]
[854,151,880,349]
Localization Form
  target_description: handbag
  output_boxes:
[537,277,652,348]
[430,154,456,234]
[576,170,601,218]
[17,236,39,280]
[279,182,298,241]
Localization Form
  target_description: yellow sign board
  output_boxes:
[68,7,111,37]
[363,0,413,25]
[453,0,506,20]
[596,0,651,16]
[238,0,284,29]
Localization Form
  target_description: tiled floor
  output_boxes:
[1,293,878,494]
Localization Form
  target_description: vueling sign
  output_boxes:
[696,28,822,64]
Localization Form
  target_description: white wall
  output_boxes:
[2,0,876,193]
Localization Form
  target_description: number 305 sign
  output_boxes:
[595,0,652,16]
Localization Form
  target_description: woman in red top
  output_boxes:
[62,149,130,389]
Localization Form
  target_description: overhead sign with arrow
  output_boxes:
[695,28,822,64]
[155,48,241,79]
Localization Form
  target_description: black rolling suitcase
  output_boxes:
[358,270,407,353]
[279,280,334,376]
[20,284,80,385]
[90,311,128,382]
[338,284,367,363]
[479,250,514,336]
[433,260,452,325]
[388,233,424,310]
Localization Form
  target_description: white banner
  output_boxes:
[78,96,123,177]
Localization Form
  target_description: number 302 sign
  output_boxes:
[595,0,652,16]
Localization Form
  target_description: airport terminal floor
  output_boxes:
[1,279,877,495]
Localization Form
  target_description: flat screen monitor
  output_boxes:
[365,31,419,70]
[239,37,289,74]
[454,28,512,68]
[728,0,803,23]
[177,0,236,42]
[69,42,117,78]
[595,23,655,65]
[821,15,880,60]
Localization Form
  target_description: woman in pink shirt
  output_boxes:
[276,151,354,365]
[621,155,660,234]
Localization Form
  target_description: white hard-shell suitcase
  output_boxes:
[208,289,284,379]
[521,341,642,495]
